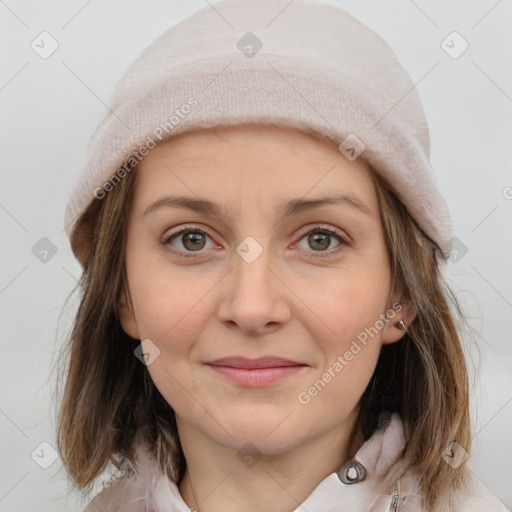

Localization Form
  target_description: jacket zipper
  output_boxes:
[389,478,401,512]
[388,490,399,511]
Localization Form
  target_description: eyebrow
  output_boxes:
[142,193,372,218]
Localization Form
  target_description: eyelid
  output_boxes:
[294,223,351,245]
[290,224,351,258]
[162,223,351,258]
[162,224,218,250]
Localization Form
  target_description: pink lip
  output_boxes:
[204,356,309,386]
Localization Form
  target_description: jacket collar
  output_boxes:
[290,411,406,512]
[122,411,407,512]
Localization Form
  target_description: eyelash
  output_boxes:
[163,224,351,260]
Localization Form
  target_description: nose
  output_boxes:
[216,238,291,336]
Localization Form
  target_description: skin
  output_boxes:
[118,124,415,512]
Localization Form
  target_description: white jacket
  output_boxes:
[83,413,508,511]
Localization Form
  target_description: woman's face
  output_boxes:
[120,124,406,454]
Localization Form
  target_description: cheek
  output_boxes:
[145,358,203,418]
[294,269,388,406]
[294,268,390,347]
[136,286,210,412]
[298,329,381,419]
[128,249,214,344]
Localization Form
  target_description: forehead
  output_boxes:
[143,124,350,165]
[132,124,378,213]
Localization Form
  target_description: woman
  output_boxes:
[55,1,507,510]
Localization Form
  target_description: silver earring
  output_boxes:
[395,319,407,331]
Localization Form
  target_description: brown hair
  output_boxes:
[362,170,473,511]
[54,131,473,511]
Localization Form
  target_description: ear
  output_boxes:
[117,288,141,340]
[381,300,417,346]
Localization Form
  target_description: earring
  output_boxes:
[395,319,407,331]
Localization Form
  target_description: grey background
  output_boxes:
[0,0,511,510]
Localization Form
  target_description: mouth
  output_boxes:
[204,356,309,386]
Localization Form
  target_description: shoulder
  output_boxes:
[81,434,168,511]
[397,463,508,512]
[81,473,149,512]
[451,470,509,512]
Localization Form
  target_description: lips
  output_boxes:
[204,356,309,386]
[205,356,307,369]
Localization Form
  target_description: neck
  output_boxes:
[177,407,364,512]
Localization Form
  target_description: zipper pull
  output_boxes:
[388,490,399,511]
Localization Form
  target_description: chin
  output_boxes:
[215,415,306,452]
[222,432,303,456]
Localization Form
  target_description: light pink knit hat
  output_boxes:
[64,0,452,267]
